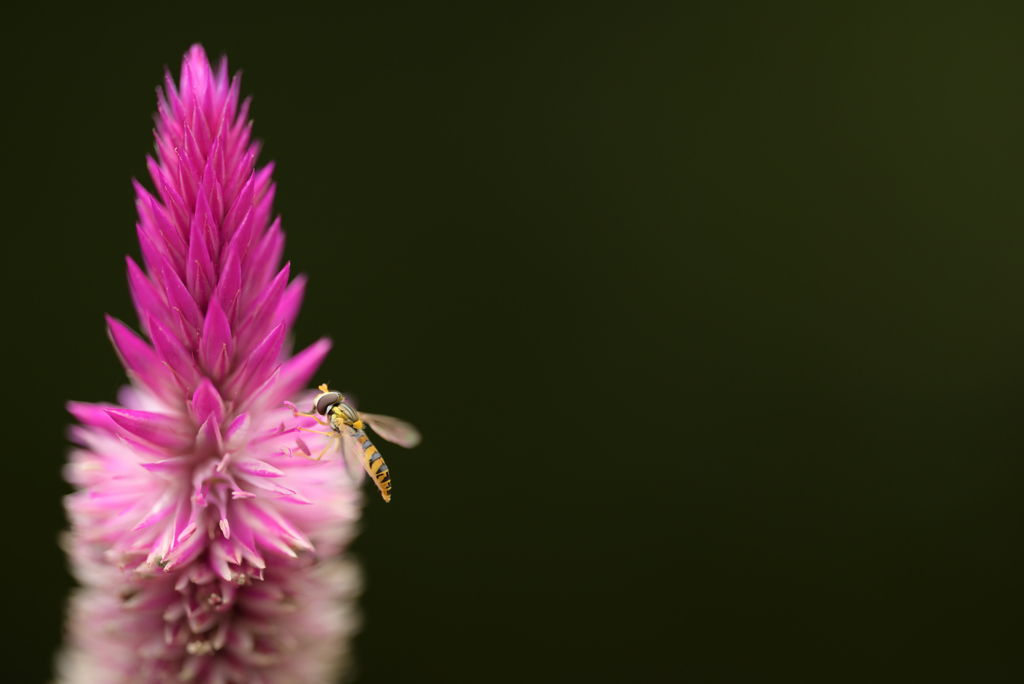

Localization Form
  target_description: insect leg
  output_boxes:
[315,433,340,461]
[286,401,331,425]
[296,426,334,437]
[293,411,330,426]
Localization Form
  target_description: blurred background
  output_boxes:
[2,2,1023,681]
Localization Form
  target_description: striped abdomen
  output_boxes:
[354,429,391,502]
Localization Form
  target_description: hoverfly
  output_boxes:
[290,384,421,502]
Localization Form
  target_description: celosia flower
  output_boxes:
[58,45,363,683]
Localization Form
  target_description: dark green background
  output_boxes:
[3,3,1022,682]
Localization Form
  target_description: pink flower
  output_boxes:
[58,45,362,683]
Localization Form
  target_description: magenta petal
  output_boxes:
[220,205,254,275]
[182,121,204,177]
[126,256,169,337]
[176,521,197,544]
[235,471,311,503]
[226,507,264,568]
[224,412,250,447]
[106,315,179,395]
[253,179,274,222]
[214,245,241,325]
[120,586,174,612]
[204,136,226,213]
[132,176,157,209]
[161,263,203,346]
[237,262,289,353]
[199,293,232,378]
[115,432,169,459]
[147,152,174,209]
[276,274,306,335]
[66,401,120,431]
[232,457,284,478]
[223,66,240,118]
[191,378,225,426]
[147,313,198,388]
[254,161,275,200]
[175,145,199,211]
[209,541,234,581]
[247,216,283,286]
[195,416,223,457]
[221,171,254,243]
[238,323,284,393]
[213,344,232,383]
[216,535,242,565]
[230,96,251,152]
[217,539,245,574]
[105,408,192,450]
[147,194,189,268]
[274,338,333,402]
[237,365,281,415]
[248,527,300,558]
[153,165,192,232]
[242,501,315,549]
[139,459,190,482]
[186,213,216,309]
[253,185,276,244]
[135,222,166,284]
[205,174,226,240]
[251,261,290,323]
[162,519,209,571]
[191,92,214,154]
[130,488,179,531]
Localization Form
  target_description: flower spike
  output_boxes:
[59,44,361,684]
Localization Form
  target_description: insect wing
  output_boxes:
[359,412,422,448]
[338,430,365,482]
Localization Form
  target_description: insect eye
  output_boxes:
[315,392,340,415]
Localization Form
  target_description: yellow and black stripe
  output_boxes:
[354,429,392,502]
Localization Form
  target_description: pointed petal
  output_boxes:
[247,214,282,286]
[220,205,254,275]
[195,415,223,456]
[276,274,306,335]
[147,313,198,389]
[231,457,284,478]
[136,222,167,283]
[237,262,289,353]
[224,412,251,449]
[226,505,264,569]
[241,501,315,549]
[234,472,311,504]
[186,193,217,308]
[105,408,192,450]
[146,194,188,269]
[274,338,333,402]
[162,263,203,347]
[130,487,179,531]
[162,519,210,571]
[237,323,285,394]
[106,316,179,396]
[139,458,191,482]
[191,378,225,426]
[126,256,168,338]
[66,401,120,431]
[199,295,232,379]
[214,245,242,326]
[221,171,254,242]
